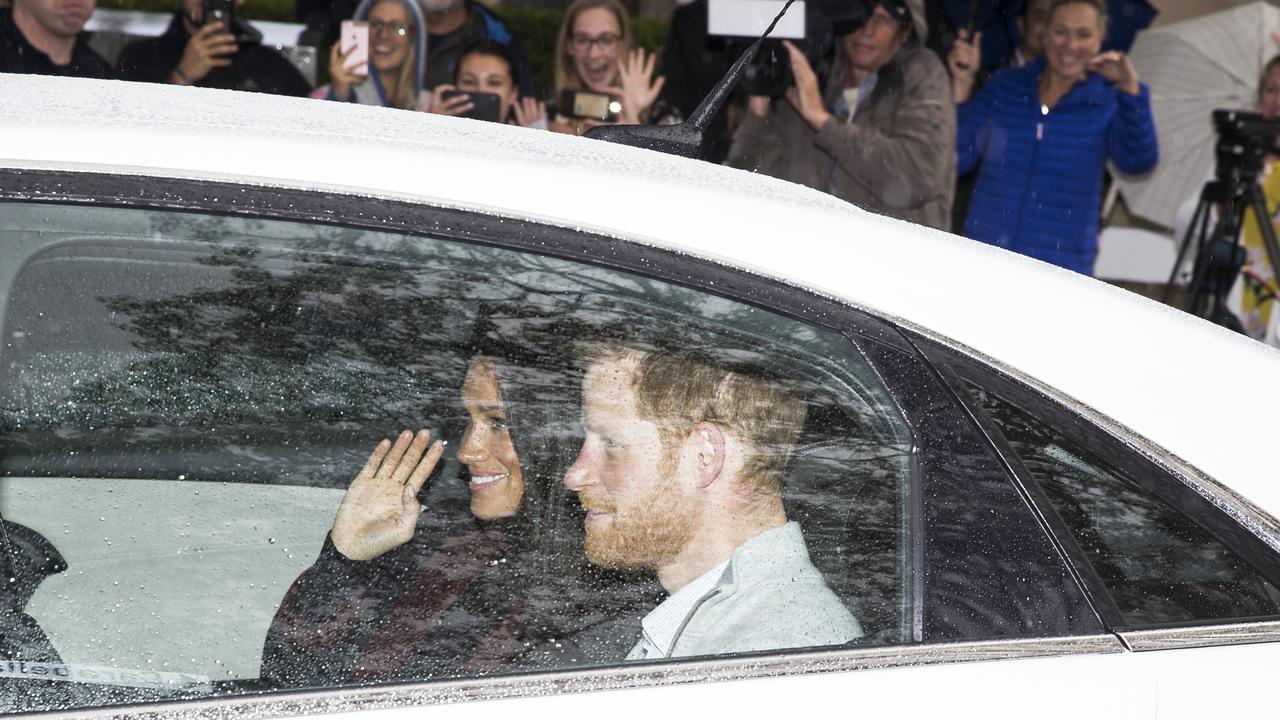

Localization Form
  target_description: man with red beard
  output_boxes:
[564,346,862,659]
[0,0,114,77]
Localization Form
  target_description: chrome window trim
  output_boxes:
[899,323,1280,561]
[1120,620,1280,652]
[44,636,1122,719]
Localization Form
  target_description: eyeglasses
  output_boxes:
[569,32,621,54]
[369,20,410,37]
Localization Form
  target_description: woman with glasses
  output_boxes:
[311,0,429,110]
[549,0,665,135]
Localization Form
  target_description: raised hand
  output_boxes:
[1087,50,1140,95]
[328,42,366,101]
[782,41,830,131]
[511,95,547,127]
[330,429,445,561]
[174,21,237,85]
[948,29,982,103]
[615,48,666,124]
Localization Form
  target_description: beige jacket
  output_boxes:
[728,44,957,231]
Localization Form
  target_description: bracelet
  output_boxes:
[172,67,191,85]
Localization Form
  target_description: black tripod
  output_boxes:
[1165,159,1280,331]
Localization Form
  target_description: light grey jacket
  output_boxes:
[627,522,861,659]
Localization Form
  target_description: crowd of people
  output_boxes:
[11,0,1271,282]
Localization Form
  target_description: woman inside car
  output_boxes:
[549,0,665,135]
[313,0,429,110]
[431,40,548,128]
[260,307,603,684]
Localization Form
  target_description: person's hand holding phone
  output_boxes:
[948,29,982,103]
[615,48,665,124]
[174,21,236,85]
[328,42,367,101]
[430,83,474,116]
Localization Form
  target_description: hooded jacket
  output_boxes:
[316,0,429,109]
[728,0,956,231]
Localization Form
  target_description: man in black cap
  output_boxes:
[729,0,955,231]
[0,0,114,77]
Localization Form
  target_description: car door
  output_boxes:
[0,168,1231,718]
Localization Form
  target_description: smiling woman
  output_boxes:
[312,0,428,109]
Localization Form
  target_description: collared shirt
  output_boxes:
[631,559,730,659]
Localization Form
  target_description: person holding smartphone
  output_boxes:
[548,0,665,136]
[430,40,547,127]
[117,0,310,96]
[312,0,428,110]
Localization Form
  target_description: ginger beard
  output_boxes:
[580,446,700,570]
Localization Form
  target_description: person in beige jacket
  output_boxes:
[729,0,955,231]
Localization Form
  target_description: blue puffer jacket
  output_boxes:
[956,58,1158,274]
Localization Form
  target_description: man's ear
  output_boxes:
[692,422,725,488]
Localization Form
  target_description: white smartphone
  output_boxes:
[339,20,369,76]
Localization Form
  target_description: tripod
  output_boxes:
[1164,167,1280,331]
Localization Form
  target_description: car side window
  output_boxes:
[956,376,1280,629]
[0,201,914,712]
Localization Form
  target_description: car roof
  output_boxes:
[5,74,1280,521]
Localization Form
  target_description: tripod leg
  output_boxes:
[1249,185,1280,307]
[1164,196,1208,303]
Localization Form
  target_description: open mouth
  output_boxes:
[468,473,507,491]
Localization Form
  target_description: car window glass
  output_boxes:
[0,202,913,712]
[966,382,1280,628]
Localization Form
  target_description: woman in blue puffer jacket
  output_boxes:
[951,0,1158,275]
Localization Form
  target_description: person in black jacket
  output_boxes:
[0,0,113,78]
[117,0,309,96]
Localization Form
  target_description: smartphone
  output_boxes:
[201,0,234,32]
[339,20,369,77]
[558,89,621,122]
[441,90,503,123]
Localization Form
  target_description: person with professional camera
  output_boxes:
[727,0,956,231]
[953,0,1157,275]
[549,0,665,137]
[0,0,113,77]
[117,0,310,96]
[313,0,428,110]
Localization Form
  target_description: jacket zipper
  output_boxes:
[667,587,722,655]
[1011,103,1049,246]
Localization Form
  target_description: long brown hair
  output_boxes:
[553,0,633,96]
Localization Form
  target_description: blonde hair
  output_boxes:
[1047,0,1107,31]
[553,0,633,96]
[373,0,420,110]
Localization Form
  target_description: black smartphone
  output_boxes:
[441,90,502,123]
[201,0,234,32]
[558,89,621,122]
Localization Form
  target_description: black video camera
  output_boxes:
[1213,109,1280,185]
[707,0,873,97]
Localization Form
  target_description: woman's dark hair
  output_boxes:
[464,303,585,575]
[451,39,519,87]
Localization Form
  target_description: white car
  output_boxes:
[2,75,1280,719]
